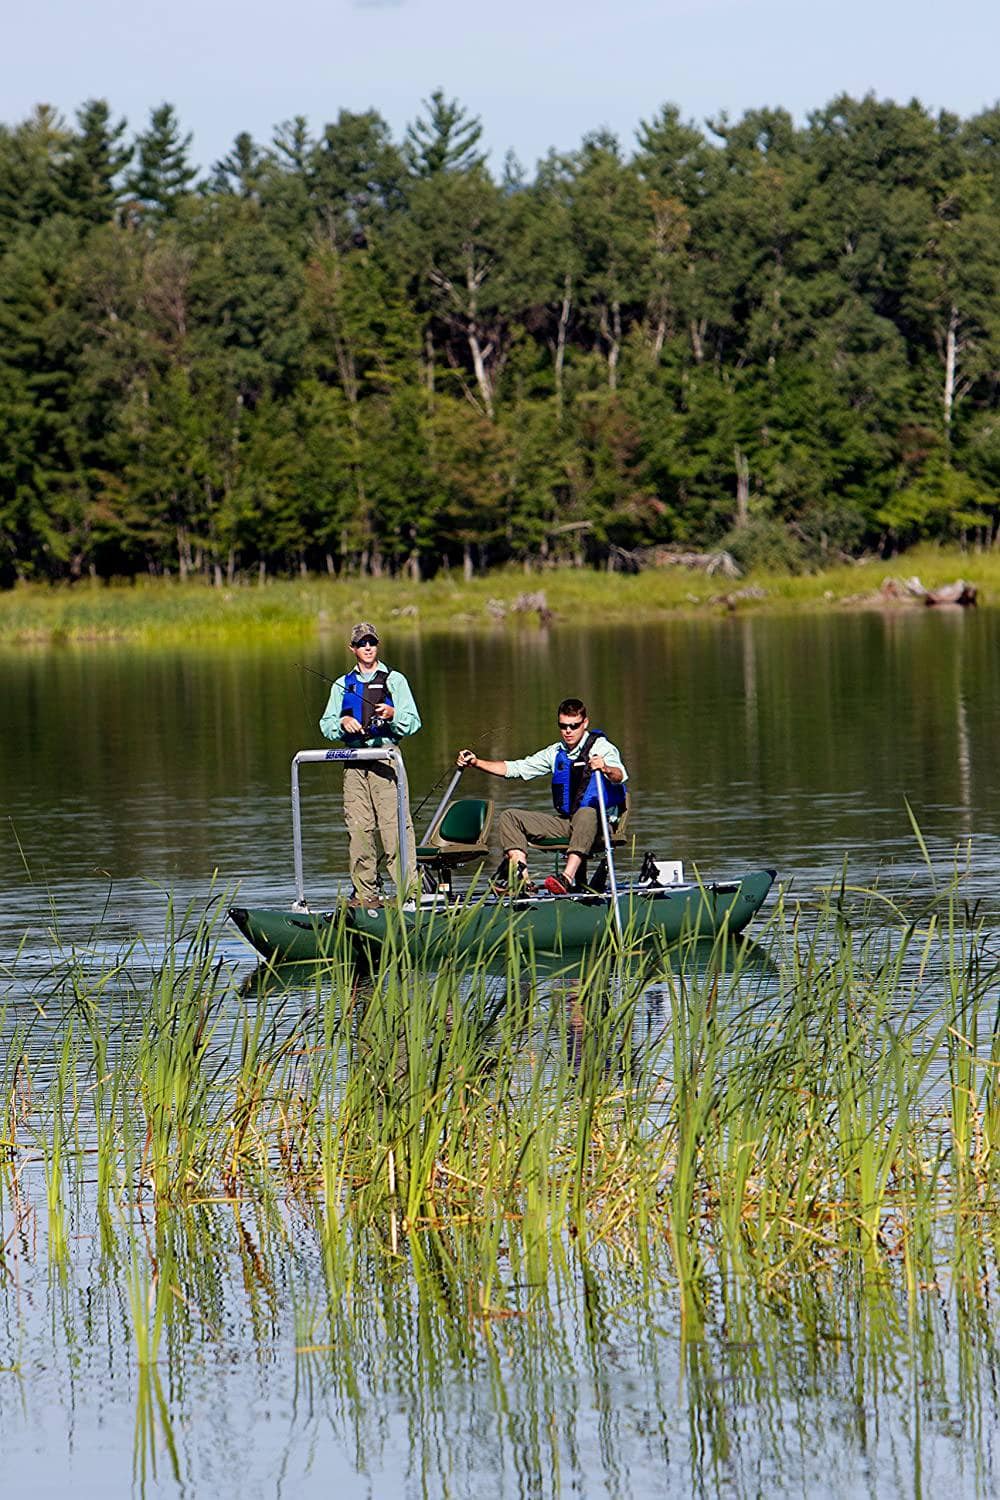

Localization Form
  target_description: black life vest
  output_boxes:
[551,729,627,817]
[341,667,395,742]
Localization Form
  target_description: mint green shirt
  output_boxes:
[504,734,627,782]
[319,662,421,744]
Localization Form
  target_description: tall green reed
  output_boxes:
[4,858,1000,1328]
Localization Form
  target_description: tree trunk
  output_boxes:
[463,543,474,581]
[467,329,494,418]
[944,303,958,438]
[734,447,750,528]
[554,276,571,417]
[690,317,706,365]
[602,300,622,390]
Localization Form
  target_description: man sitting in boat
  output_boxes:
[320,622,421,906]
[456,699,628,895]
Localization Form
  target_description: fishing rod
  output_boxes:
[296,661,511,825]
[411,720,513,826]
[295,662,337,687]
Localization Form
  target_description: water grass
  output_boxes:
[4,872,1000,1468]
[5,897,999,1276]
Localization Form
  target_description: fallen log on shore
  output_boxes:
[845,575,978,609]
[611,545,742,578]
[902,576,978,607]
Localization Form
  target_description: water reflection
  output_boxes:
[4,1193,1000,1497]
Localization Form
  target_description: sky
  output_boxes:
[6,0,1000,172]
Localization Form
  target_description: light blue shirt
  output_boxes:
[319,662,421,744]
[504,735,627,782]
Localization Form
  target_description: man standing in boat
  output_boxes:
[320,623,421,906]
[456,699,627,894]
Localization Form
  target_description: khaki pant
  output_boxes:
[497,805,600,860]
[343,762,417,904]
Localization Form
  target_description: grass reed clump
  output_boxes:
[3,869,1000,1324]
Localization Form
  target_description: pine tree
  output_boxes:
[0,106,72,249]
[126,103,197,216]
[60,99,132,225]
[405,89,485,177]
[209,132,267,199]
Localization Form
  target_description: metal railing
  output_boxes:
[290,747,411,908]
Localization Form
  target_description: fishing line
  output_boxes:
[410,720,513,821]
[295,661,345,738]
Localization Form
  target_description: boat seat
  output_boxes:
[527,797,631,855]
[416,797,494,891]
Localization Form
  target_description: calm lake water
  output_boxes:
[3,608,1000,946]
[4,609,1000,1497]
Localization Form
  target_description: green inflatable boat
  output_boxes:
[230,868,776,964]
[227,747,776,965]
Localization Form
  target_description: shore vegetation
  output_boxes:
[0,544,992,645]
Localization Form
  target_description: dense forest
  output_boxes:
[2,90,1000,585]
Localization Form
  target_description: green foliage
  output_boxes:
[2,89,1000,582]
[878,460,997,542]
[61,99,132,225]
[722,517,808,573]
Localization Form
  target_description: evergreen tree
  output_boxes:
[264,117,315,239]
[60,99,132,225]
[405,89,485,177]
[0,106,72,249]
[126,103,197,216]
[3,88,1000,580]
[209,131,267,199]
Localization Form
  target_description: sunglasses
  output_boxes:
[354,636,379,648]
[558,718,585,731]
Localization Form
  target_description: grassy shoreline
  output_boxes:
[0,544,992,645]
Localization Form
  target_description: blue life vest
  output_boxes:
[551,729,626,818]
[341,667,395,742]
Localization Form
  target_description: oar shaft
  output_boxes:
[420,767,464,842]
[595,773,623,943]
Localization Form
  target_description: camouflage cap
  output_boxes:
[349,621,380,645]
